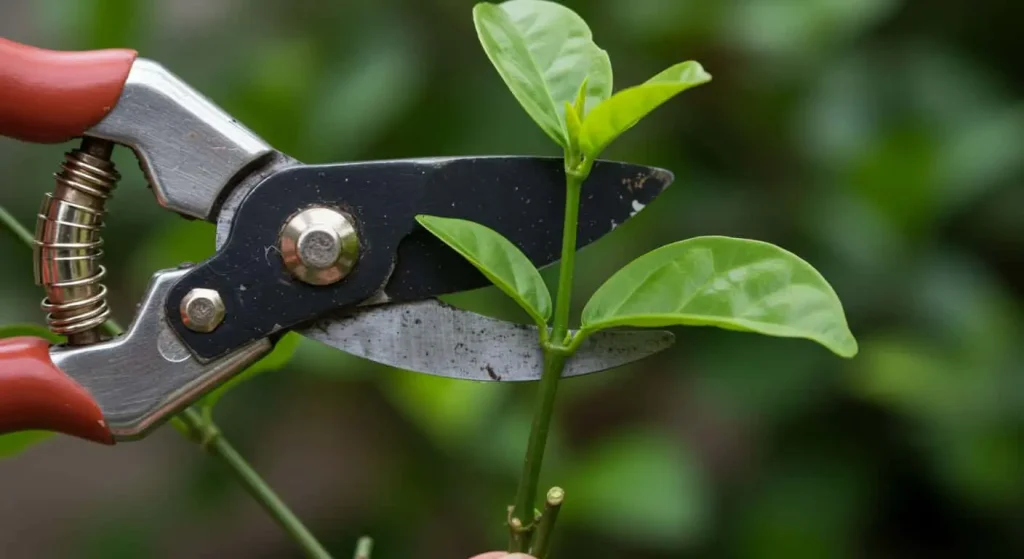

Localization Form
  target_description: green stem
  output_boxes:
[510,351,567,551]
[0,206,333,559]
[550,171,584,343]
[530,487,564,559]
[178,408,333,559]
[352,536,374,559]
[508,165,587,551]
[0,205,34,246]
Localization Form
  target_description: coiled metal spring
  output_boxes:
[33,138,119,345]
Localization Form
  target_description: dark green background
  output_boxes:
[1,0,1021,557]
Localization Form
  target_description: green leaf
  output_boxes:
[200,332,301,411]
[473,0,612,147]
[0,324,62,458]
[564,77,589,159]
[565,101,583,156]
[579,61,711,158]
[572,75,590,118]
[415,215,552,326]
[581,236,858,358]
[565,430,708,548]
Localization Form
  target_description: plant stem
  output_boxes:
[508,168,586,551]
[0,206,333,559]
[510,351,567,551]
[0,205,34,247]
[178,408,333,559]
[352,536,374,559]
[530,487,564,559]
[550,172,584,344]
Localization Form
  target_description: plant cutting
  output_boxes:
[414,1,858,555]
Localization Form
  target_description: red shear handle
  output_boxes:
[0,336,113,444]
[0,38,137,143]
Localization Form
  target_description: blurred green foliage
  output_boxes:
[0,0,1021,557]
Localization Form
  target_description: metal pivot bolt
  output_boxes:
[280,207,360,286]
[180,288,225,333]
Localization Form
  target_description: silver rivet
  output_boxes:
[280,207,359,285]
[180,288,225,333]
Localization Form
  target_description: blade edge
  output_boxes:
[297,299,674,381]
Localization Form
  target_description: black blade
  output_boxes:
[384,156,673,302]
[166,156,672,360]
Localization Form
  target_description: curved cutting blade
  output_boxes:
[380,156,674,302]
[297,299,674,381]
[205,155,674,368]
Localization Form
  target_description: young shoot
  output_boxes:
[413,1,858,555]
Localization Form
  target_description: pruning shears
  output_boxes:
[0,39,674,445]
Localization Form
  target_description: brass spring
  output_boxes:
[33,139,120,345]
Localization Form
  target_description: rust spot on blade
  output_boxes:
[622,172,649,193]
[621,168,672,194]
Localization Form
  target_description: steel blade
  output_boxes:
[190,156,673,362]
[297,299,674,381]
[218,156,673,298]
[380,156,673,302]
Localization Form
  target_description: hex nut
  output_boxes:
[180,288,225,333]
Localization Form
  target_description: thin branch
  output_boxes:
[509,351,567,552]
[0,205,333,559]
[352,536,374,559]
[178,409,333,559]
[549,170,585,345]
[530,487,564,559]
[0,205,34,246]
